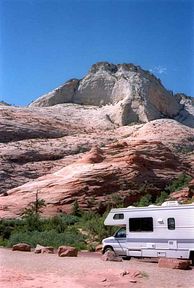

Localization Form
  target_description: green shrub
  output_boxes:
[136,194,152,207]
[155,191,169,205]
[79,211,117,242]
[42,214,79,232]
[165,173,192,193]
[7,228,86,250]
[71,200,81,216]
[87,243,96,252]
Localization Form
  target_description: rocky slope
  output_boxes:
[0,104,118,194]
[0,62,194,218]
[0,116,194,218]
[0,140,192,218]
[29,62,194,127]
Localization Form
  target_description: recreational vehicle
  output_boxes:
[102,201,194,264]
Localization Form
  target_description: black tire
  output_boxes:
[122,256,131,260]
[189,252,194,266]
[103,246,114,254]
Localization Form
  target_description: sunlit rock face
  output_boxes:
[29,62,191,126]
[0,62,193,219]
[0,139,192,218]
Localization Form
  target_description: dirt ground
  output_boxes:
[0,248,194,288]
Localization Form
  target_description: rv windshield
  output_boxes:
[114,227,126,238]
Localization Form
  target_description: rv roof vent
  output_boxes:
[161,201,180,207]
[127,206,135,208]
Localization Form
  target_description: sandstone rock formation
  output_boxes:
[12,243,31,252]
[0,62,194,218]
[29,62,194,127]
[0,104,117,194]
[34,244,54,254]
[57,246,78,257]
[158,258,191,270]
[1,138,193,218]
[0,101,193,197]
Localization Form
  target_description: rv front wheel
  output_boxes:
[103,246,114,254]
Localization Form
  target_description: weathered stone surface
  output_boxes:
[101,250,122,262]
[0,94,194,218]
[158,258,191,269]
[41,247,54,254]
[29,62,194,127]
[34,244,54,254]
[0,137,193,218]
[12,243,31,252]
[57,246,78,257]
[29,79,79,107]
[0,105,117,194]
[34,244,44,254]
[175,93,194,127]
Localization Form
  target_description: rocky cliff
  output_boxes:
[0,62,194,218]
[29,62,194,127]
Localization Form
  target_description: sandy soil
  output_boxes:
[0,248,194,288]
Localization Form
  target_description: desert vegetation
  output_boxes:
[0,173,192,250]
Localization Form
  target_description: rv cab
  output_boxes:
[103,226,127,256]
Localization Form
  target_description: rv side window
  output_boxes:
[113,213,124,220]
[167,218,175,230]
[129,217,153,232]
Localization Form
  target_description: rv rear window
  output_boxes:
[113,213,124,220]
[129,217,153,232]
[167,218,175,230]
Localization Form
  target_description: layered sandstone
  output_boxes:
[0,140,191,218]
[0,62,194,218]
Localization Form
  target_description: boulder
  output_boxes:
[34,244,44,254]
[57,246,78,257]
[34,244,54,254]
[158,258,191,269]
[12,243,31,252]
[41,247,54,254]
[101,250,122,262]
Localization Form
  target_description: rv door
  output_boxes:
[113,227,127,256]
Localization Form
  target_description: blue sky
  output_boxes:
[0,0,193,106]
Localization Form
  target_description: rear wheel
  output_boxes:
[190,252,194,266]
[122,256,131,260]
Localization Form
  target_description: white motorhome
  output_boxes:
[102,201,194,264]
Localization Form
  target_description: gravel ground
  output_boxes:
[0,248,194,288]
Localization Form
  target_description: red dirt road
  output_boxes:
[0,248,194,288]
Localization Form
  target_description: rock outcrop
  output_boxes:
[57,246,78,257]
[158,258,191,270]
[34,244,54,254]
[0,104,118,194]
[0,139,192,218]
[12,243,31,252]
[0,62,194,218]
[29,62,194,127]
